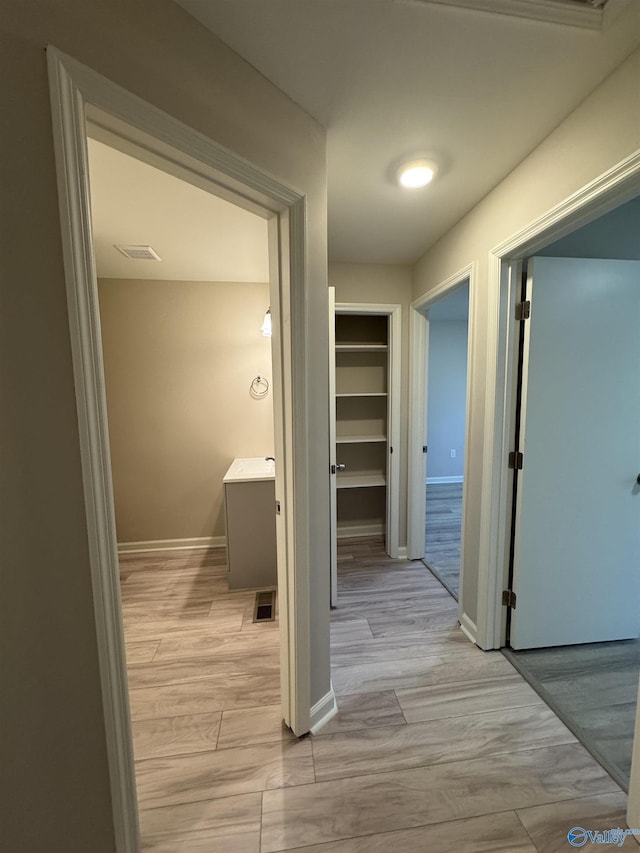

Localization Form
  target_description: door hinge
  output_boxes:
[502,589,517,609]
[508,451,524,470]
[423,445,428,454]
[515,300,531,321]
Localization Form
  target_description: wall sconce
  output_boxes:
[261,308,272,337]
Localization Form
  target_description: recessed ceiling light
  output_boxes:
[396,158,438,189]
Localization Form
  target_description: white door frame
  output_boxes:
[332,302,402,562]
[47,47,312,853]
[407,266,475,635]
[328,288,338,607]
[479,150,640,652]
[480,157,640,828]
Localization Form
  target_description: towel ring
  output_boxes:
[250,375,270,398]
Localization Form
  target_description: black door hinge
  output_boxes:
[515,300,531,321]
[502,589,517,609]
[508,451,524,470]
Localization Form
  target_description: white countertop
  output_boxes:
[223,456,276,483]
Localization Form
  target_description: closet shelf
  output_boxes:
[336,434,387,444]
[336,391,387,398]
[335,343,388,352]
[337,473,386,489]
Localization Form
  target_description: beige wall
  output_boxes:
[98,279,274,544]
[329,263,412,549]
[1,3,327,851]
[413,47,640,628]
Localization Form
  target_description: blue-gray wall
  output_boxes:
[426,318,468,480]
[539,195,640,260]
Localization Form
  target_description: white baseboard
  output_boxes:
[336,523,384,540]
[397,546,408,559]
[459,611,478,645]
[118,535,226,554]
[426,476,464,485]
[309,684,338,734]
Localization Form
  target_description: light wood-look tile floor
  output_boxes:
[424,482,462,599]
[120,539,631,852]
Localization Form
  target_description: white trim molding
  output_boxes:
[309,685,338,734]
[477,148,640,652]
[459,612,478,645]
[117,536,226,554]
[426,476,464,485]
[422,0,607,29]
[47,45,315,852]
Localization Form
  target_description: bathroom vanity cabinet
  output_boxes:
[223,457,277,590]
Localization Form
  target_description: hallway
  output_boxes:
[122,539,629,851]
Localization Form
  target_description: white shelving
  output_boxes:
[335,391,387,398]
[334,311,389,536]
[337,473,386,489]
[336,434,387,444]
[335,343,388,352]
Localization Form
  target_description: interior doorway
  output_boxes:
[423,284,469,601]
[85,133,288,842]
[407,269,473,624]
[500,195,640,791]
[48,47,313,851]
[328,298,402,608]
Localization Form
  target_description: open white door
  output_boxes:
[328,287,338,607]
[510,257,640,649]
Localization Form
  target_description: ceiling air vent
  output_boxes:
[114,244,162,261]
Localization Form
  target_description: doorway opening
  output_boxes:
[85,133,289,841]
[407,269,473,629]
[422,283,469,601]
[48,47,313,851]
[499,193,640,791]
[328,298,402,608]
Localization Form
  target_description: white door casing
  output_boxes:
[328,287,338,608]
[47,46,313,852]
[480,152,640,653]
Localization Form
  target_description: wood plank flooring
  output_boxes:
[120,538,630,852]
[424,482,462,598]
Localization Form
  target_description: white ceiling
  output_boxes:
[175,0,639,264]
[87,138,269,281]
